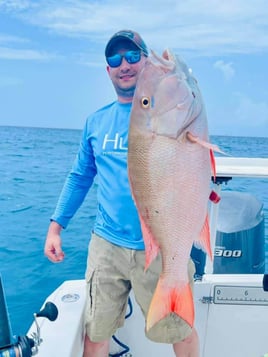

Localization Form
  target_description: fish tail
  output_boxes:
[146,278,194,332]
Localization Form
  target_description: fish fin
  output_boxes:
[128,172,160,269]
[146,279,194,331]
[186,131,228,182]
[186,131,226,154]
[194,214,213,260]
[210,148,217,182]
[139,214,160,271]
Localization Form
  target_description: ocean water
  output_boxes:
[0,126,267,337]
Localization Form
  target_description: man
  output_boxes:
[44,29,199,357]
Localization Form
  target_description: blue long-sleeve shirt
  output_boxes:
[51,101,144,250]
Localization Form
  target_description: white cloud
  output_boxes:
[234,93,268,129]
[0,46,56,60]
[1,0,268,57]
[213,60,235,81]
[0,34,30,44]
[76,51,106,68]
[211,92,268,136]
[0,0,33,11]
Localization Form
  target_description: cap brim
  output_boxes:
[105,36,143,57]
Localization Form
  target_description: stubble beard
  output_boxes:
[115,83,136,100]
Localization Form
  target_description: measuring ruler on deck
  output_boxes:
[213,285,268,305]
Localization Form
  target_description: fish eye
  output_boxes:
[141,96,150,109]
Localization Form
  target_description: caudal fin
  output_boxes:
[146,278,194,332]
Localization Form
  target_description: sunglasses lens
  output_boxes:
[107,51,141,68]
[107,54,122,67]
[125,51,141,64]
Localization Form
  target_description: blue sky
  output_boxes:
[0,0,268,137]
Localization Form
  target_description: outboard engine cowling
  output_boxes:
[213,191,265,274]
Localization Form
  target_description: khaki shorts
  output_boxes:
[84,233,195,343]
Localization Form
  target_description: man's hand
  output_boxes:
[44,221,65,263]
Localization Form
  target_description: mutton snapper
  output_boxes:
[128,49,217,332]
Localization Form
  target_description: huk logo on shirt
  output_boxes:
[102,133,128,155]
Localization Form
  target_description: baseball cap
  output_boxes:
[105,30,148,57]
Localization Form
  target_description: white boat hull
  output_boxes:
[28,280,86,357]
[28,274,268,357]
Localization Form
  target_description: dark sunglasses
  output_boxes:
[106,50,141,68]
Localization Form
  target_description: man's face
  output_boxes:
[106,41,147,102]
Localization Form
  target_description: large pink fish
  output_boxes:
[128,49,216,331]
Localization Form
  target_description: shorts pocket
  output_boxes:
[85,266,98,317]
